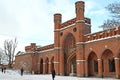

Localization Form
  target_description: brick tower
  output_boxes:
[54,13,62,74]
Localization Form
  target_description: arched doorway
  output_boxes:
[88,52,98,76]
[69,56,76,76]
[40,59,43,74]
[45,57,49,74]
[63,33,76,76]
[51,57,54,71]
[115,52,120,78]
[118,52,120,76]
[101,49,115,77]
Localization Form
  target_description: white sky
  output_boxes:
[0,0,117,53]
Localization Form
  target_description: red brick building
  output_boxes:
[14,1,120,78]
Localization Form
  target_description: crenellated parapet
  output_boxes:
[84,27,120,42]
[85,18,91,24]
[61,18,76,28]
[60,17,90,29]
[25,43,54,53]
[25,45,34,52]
[25,43,36,52]
[37,44,54,51]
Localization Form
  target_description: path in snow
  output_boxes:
[0,69,118,80]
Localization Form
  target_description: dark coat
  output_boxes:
[1,68,3,73]
[21,68,24,76]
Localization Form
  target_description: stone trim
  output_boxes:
[76,20,85,23]
[43,63,46,64]
[15,52,34,56]
[76,35,120,45]
[54,20,91,32]
[39,48,54,53]
[76,42,85,45]
[60,23,75,31]
[54,29,60,32]
[48,62,51,64]
[86,35,120,44]
[97,59,102,61]
[54,47,61,50]
[85,23,91,26]
[114,57,120,60]
[39,47,61,53]
[53,62,59,64]
[76,59,87,62]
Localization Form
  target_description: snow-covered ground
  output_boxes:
[0,69,118,80]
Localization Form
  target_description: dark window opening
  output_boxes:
[94,60,98,72]
[109,59,115,72]
[102,59,104,72]
[60,32,63,36]
[40,59,43,74]
[73,27,77,32]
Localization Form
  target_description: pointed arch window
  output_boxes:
[109,59,115,72]
[94,60,98,72]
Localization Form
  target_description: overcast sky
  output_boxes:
[0,0,117,53]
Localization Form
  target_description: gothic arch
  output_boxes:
[116,49,120,57]
[51,56,54,71]
[45,57,49,74]
[67,52,76,63]
[88,51,98,76]
[101,49,115,77]
[40,58,43,74]
[117,50,120,76]
[62,33,76,76]
[61,31,76,43]
[101,49,114,59]
[63,33,76,58]
[118,52,120,58]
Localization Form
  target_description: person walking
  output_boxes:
[21,67,24,76]
[51,69,56,80]
[1,67,3,73]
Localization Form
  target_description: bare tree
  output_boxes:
[99,2,120,30]
[106,2,120,20]
[99,19,120,30]
[0,48,8,65]
[4,38,17,68]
